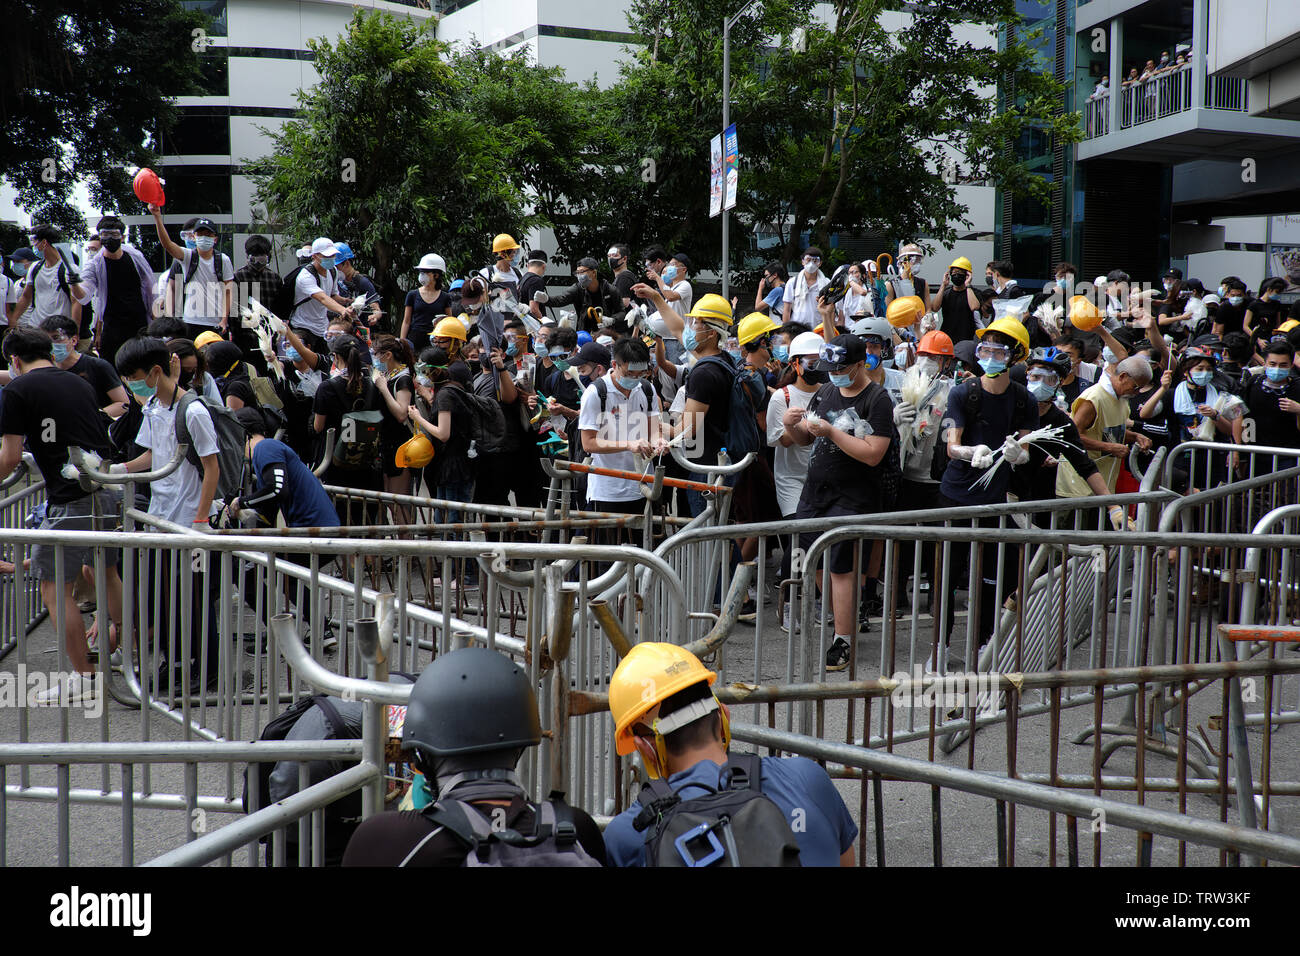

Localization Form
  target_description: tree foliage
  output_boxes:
[0,0,205,237]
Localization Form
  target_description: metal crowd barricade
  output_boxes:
[0,454,48,660]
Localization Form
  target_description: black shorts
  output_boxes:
[795,499,875,575]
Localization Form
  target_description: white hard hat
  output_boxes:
[789,330,825,358]
[417,253,446,273]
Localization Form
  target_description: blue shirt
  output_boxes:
[604,755,857,867]
[764,286,784,313]
[250,438,336,528]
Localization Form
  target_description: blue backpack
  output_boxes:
[693,353,765,463]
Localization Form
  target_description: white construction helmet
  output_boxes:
[417,253,447,273]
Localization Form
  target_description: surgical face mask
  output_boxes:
[284,345,301,362]
[195,236,216,252]
[728,349,742,363]
[1217,285,1226,297]
[182,235,197,250]
[51,342,70,362]
[799,362,827,385]
[127,378,157,401]
[1228,296,1243,306]
[615,374,643,391]
[416,374,433,388]
[1102,346,1117,365]
[505,341,519,358]
[552,359,571,372]
[682,326,699,353]
[662,265,678,283]
[829,371,854,388]
[9,262,26,277]
[1163,280,1173,292]
[773,345,789,362]
[608,257,622,270]
[103,237,122,253]
[320,256,336,269]
[1028,380,1055,402]
[418,271,432,284]
[916,357,940,377]
[979,358,1007,377]
[1190,369,1213,387]
[1265,366,1290,383]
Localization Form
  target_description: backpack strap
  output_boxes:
[311,695,349,738]
[723,752,763,793]
[595,377,608,414]
[422,798,494,862]
[172,390,206,475]
[546,790,580,849]
[638,379,654,407]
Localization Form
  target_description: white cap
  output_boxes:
[1202,293,1221,305]
[295,245,312,259]
[1094,275,1108,288]
[789,330,825,358]
[312,237,339,257]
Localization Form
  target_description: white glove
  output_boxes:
[1107,505,1126,531]
[1000,435,1030,467]
[893,401,917,427]
[108,463,128,476]
[920,312,938,334]
[970,444,995,469]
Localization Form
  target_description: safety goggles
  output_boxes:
[819,342,850,366]
[975,343,1012,360]
[1026,369,1059,386]
[97,230,123,240]
[803,256,821,265]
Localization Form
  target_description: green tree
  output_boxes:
[589,0,1077,275]
[249,13,601,306]
[0,0,206,236]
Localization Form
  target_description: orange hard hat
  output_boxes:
[917,330,955,357]
[133,168,166,207]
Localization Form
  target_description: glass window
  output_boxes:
[158,167,233,216]
[192,52,229,97]
[182,0,227,37]
[164,108,231,155]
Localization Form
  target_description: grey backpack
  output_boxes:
[632,752,802,867]
[415,790,600,868]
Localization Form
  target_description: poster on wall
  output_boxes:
[723,124,739,211]
[709,133,723,218]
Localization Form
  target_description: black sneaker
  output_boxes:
[736,598,757,624]
[825,637,852,672]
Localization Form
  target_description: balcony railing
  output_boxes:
[1082,67,1249,140]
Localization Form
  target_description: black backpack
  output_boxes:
[242,694,361,866]
[330,382,384,470]
[272,264,337,321]
[937,379,1033,480]
[173,390,249,501]
[414,789,601,868]
[692,354,765,464]
[594,376,655,412]
[442,385,508,456]
[632,753,801,867]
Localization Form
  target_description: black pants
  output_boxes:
[240,551,314,629]
[934,493,1021,654]
[588,497,644,548]
[894,478,941,599]
[98,317,147,368]
[145,548,220,678]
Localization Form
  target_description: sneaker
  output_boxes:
[825,637,852,672]
[33,672,99,706]
[782,605,799,632]
[321,625,338,653]
[736,598,757,623]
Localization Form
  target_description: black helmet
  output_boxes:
[402,648,541,767]
[1027,346,1071,379]
[818,264,850,305]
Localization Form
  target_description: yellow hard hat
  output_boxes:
[492,233,519,254]
[886,295,925,328]
[611,643,717,760]
[1279,318,1300,334]
[949,256,974,273]
[976,316,1030,362]
[736,312,780,346]
[685,293,734,330]
[194,331,224,349]
[395,432,434,468]
[433,316,467,341]
[1068,294,1103,331]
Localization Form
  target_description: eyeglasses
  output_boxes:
[975,343,1012,360]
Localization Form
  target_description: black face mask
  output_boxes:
[800,363,828,385]
[950,271,966,287]
[102,237,122,253]
[178,371,194,389]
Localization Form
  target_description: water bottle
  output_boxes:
[467,439,478,460]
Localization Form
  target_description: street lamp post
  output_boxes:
[721,0,760,302]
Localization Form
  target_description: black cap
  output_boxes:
[576,342,611,368]
[10,246,36,262]
[192,218,217,234]
[671,251,692,273]
[232,406,268,436]
[526,249,548,264]
[1191,333,1223,349]
[811,333,866,371]
[1163,267,1183,280]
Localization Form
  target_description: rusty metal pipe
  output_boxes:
[589,599,633,659]
[684,562,754,659]
[546,585,577,663]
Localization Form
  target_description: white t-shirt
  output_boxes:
[838,287,873,320]
[783,270,830,327]
[667,280,693,321]
[577,372,661,503]
[137,394,220,526]
[24,259,74,326]
[291,265,339,336]
[178,249,234,327]
[766,383,816,516]
[0,275,11,326]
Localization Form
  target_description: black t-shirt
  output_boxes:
[66,353,121,407]
[0,367,111,504]
[517,272,546,311]
[1013,402,1097,503]
[800,380,898,512]
[1214,301,1248,334]
[1247,298,1284,341]
[940,380,1039,505]
[938,287,978,345]
[312,376,384,435]
[380,370,414,445]
[682,355,734,464]
[341,796,606,867]
[429,384,474,485]
[1130,382,1179,449]
[102,252,147,329]
[613,269,636,303]
[404,289,450,337]
[1242,374,1300,449]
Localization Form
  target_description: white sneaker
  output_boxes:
[321,625,338,652]
[33,672,99,706]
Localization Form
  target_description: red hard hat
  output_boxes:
[132,168,166,207]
